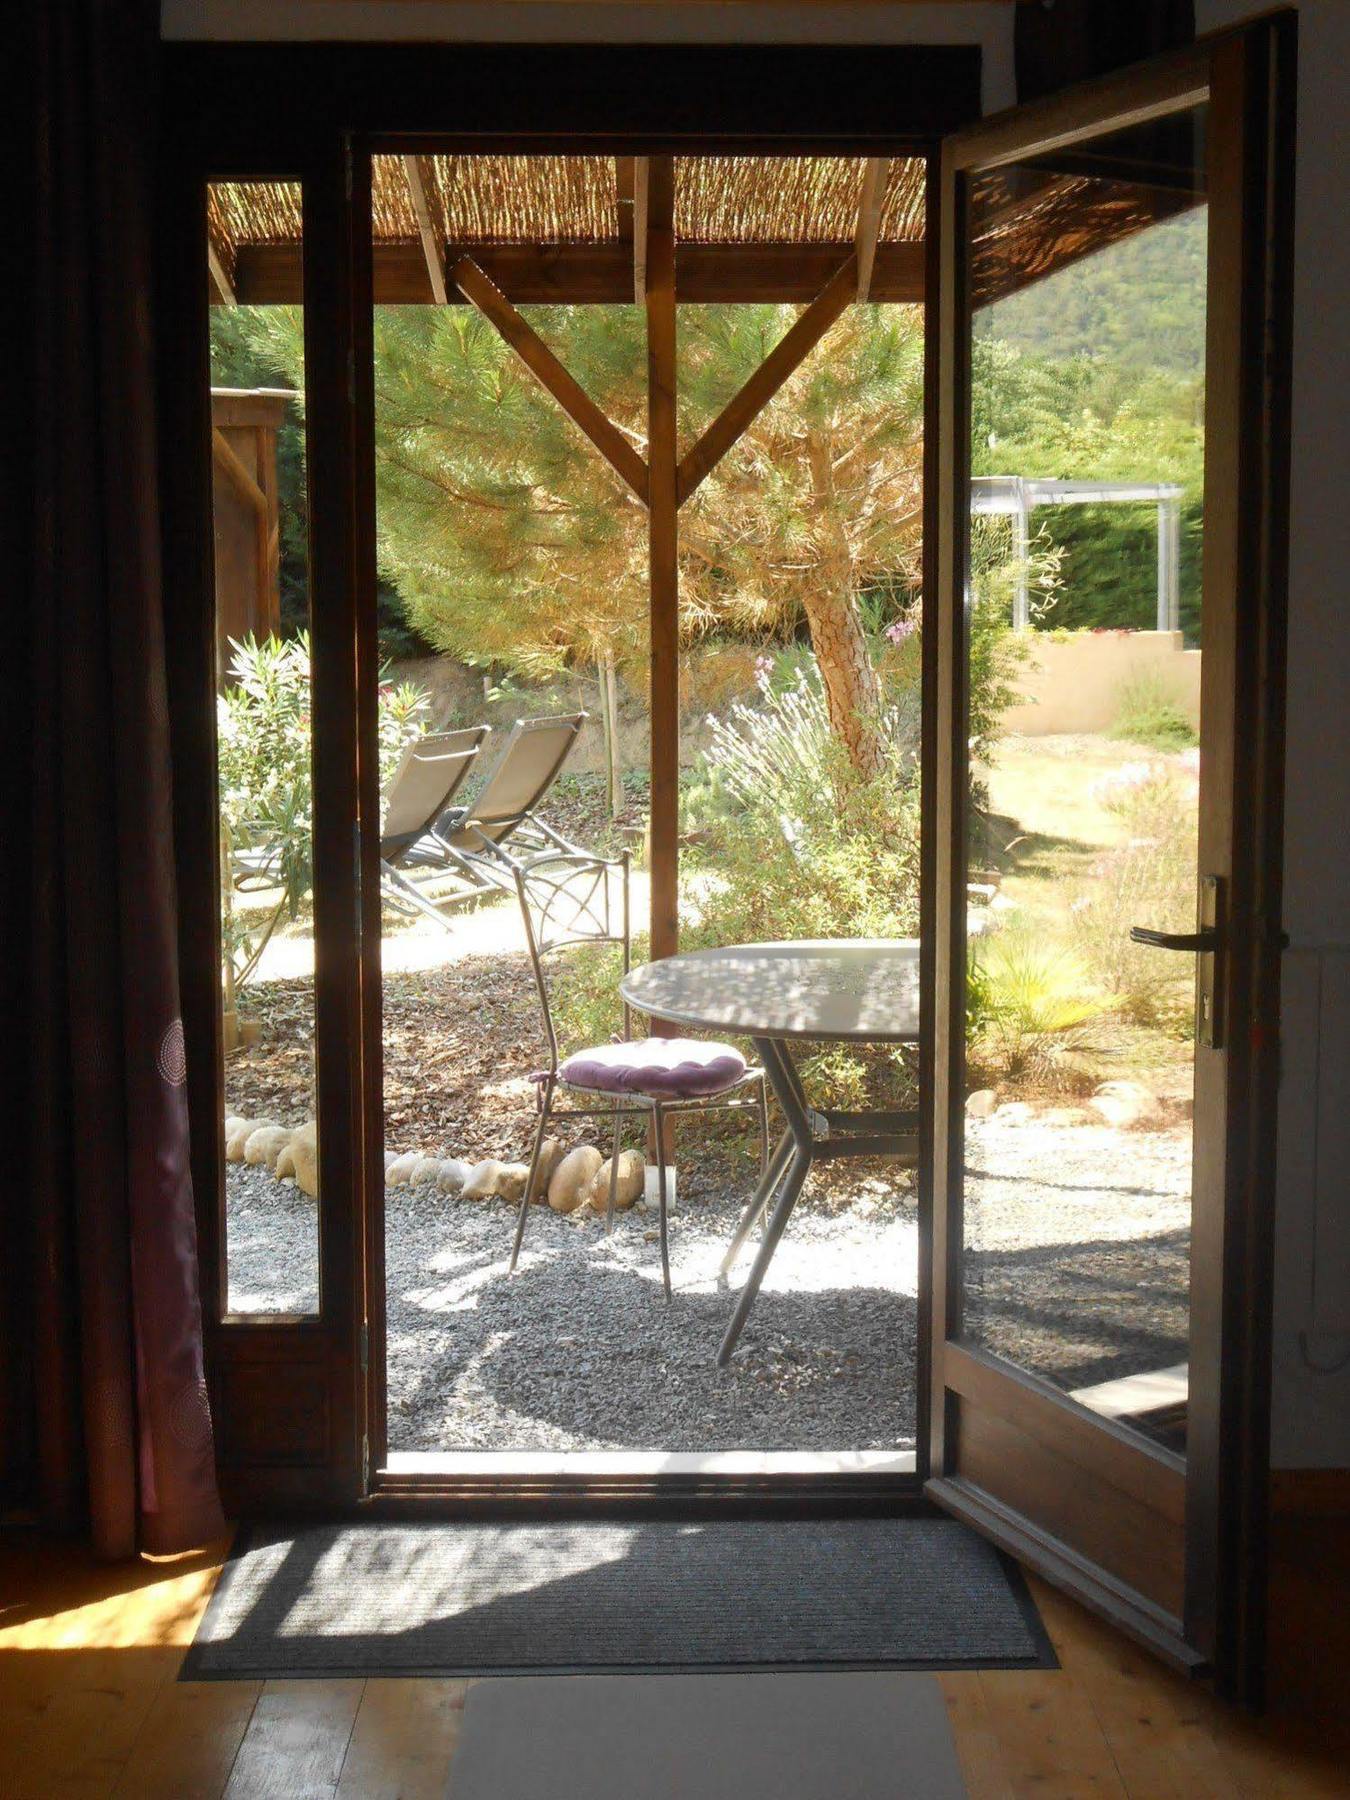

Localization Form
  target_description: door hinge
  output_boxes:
[361,1432,370,1490]
[359,1322,370,1372]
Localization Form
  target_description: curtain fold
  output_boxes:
[14,0,224,1557]
[1015,0,1196,103]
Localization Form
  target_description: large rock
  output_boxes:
[583,1149,645,1213]
[226,1118,268,1162]
[995,1101,1034,1125]
[276,1121,318,1198]
[527,1138,562,1203]
[244,1124,292,1172]
[409,1155,444,1188]
[965,1089,998,1119]
[547,1145,604,1213]
[1089,1079,1161,1129]
[385,1152,421,1186]
[460,1159,506,1199]
[437,1157,471,1194]
[495,1162,531,1203]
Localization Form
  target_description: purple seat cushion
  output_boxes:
[559,1037,747,1099]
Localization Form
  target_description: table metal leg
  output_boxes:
[719,1127,792,1281]
[717,1038,815,1366]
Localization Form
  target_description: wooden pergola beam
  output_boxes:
[450,255,649,502]
[676,254,858,506]
[854,157,890,302]
[207,240,236,307]
[227,240,927,307]
[645,157,679,966]
[402,153,449,305]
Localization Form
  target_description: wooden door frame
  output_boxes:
[920,16,1294,1701]
[157,40,982,1517]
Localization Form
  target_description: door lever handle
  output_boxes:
[1129,925,1220,952]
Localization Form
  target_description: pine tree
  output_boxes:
[236,297,926,784]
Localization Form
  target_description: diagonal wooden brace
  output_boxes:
[675,253,858,507]
[450,254,650,504]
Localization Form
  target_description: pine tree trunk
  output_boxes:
[804,433,886,785]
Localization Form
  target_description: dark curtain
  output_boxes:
[6,0,224,1556]
[1016,0,1195,102]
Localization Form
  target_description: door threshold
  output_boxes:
[384,1448,917,1480]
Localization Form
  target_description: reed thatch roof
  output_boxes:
[207,147,1200,310]
[208,155,928,306]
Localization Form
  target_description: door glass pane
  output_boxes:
[209,179,321,1316]
[364,152,927,1461]
[960,108,1207,1453]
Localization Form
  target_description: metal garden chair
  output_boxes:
[508,851,770,1297]
[427,713,593,894]
[379,725,491,925]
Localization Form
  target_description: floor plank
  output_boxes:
[222,1678,365,1800]
[335,1677,468,1800]
[937,1671,1015,1800]
[112,1676,261,1800]
[975,1664,1130,1799]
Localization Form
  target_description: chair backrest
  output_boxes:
[381,726,490,861]
[440,713,586,849]
[513,852,631,1072]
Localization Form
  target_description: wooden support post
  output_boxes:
[402,154,449,305]
[646,156,679,967]
[451,255,649,501]
[632,158,650,306]
[676,254,858,506]
[855,157,890,302]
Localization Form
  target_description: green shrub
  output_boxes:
[1109,669,1197,750]
[217,633,428,988]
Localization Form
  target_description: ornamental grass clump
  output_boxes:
[969,927,1112,1091]
[679,666,921,1109]
[1066,755,1199,1028]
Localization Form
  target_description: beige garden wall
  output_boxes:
[1000,629,1201,737]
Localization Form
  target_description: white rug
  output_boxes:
[447,1671,967,1799]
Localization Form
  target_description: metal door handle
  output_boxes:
[1129,925,1221,952]
[1133,875,1225,1049]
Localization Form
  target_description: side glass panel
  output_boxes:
[960,110,1208,1452]
[208,179,320,1316]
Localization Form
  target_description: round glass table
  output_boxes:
[620,940,920,1364]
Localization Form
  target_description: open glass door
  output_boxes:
[924,19,1291,1693]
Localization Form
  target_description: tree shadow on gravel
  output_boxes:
[961,1227,1190,1395]
[384,1250,918,1456]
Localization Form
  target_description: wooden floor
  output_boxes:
[1,1530,1347,1799]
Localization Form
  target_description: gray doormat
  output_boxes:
[182,1517,1055,1681]
[448,1672,968,1799]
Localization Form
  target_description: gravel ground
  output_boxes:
[226,1159,921,1452]
[226,1109,1192,1454]
[963,1112,1192,1396]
